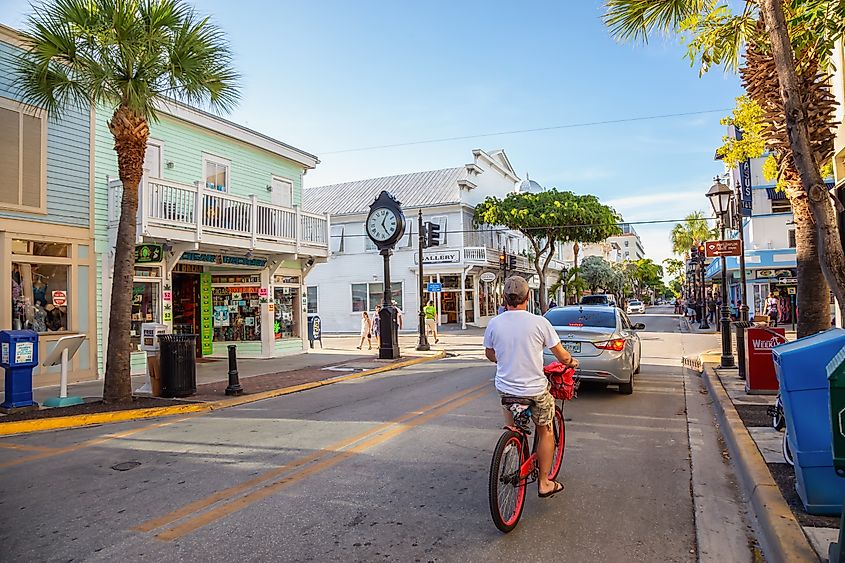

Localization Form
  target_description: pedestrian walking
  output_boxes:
[357,311,372,350]
[548,299,557,309]
[392,300,404,330]
[708,296,717,324]
[371,305,381,347]
[424,300,439,343]
[766,292,780,327]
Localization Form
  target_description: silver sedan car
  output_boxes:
[542,305,644,394]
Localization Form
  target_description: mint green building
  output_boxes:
[94,100,329,374]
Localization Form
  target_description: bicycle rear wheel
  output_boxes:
[489,430,526,533]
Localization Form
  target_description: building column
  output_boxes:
[260,267,274,358]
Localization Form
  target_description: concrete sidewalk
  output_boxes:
[1,333,460,405]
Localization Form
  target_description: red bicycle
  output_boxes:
[488,364,575,533]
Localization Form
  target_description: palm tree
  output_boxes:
[14,0,240,402]
[670,212,715,257]
[603,0,845,331]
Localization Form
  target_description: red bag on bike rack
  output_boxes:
[543,362,577,400]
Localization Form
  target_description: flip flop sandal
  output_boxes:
[538,481,564,498]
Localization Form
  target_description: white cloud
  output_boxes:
[606,190,707,210]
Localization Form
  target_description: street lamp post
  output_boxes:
[707,178,736,368]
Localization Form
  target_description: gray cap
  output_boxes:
[504,275,529,302]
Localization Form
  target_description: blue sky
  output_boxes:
[0,0,743,264]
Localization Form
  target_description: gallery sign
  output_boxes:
[414,250,460,265]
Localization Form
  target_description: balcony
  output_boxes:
[108,178,329,258]
[462,247,531,271]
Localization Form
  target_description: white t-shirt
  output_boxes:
[483,310,560,397]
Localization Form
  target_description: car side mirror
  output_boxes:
[633,323,645,330]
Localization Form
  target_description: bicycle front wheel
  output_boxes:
[489,430,526,533]
[549,405,565,481]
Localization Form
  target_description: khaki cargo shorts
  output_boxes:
[499,387,556,427]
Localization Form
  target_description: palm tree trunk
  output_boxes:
[792,190,831,337]
[104,107,149,403]
[760,0,845,320]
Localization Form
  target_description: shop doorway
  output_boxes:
[172,272,201,356]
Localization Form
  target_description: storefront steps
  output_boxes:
[0,335,447,435]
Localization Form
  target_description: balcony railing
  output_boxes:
[108,177,329,253]
[462,247,531,271]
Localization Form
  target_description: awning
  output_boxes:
[766,188,787,200]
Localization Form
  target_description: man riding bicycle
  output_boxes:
[483,276,578,498]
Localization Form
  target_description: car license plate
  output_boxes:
[563,341,581,354]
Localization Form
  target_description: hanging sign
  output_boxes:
[427,283,443,293]
[134,244,163,264]
[480,272,496,283]
[51,290,67,307]
[734,128,754,217]
[181,252,267,269]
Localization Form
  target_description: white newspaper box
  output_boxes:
[137,323,167,394]
[140,323,167,352]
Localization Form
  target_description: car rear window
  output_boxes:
[545,309,617,329]
[629,300,641,305]
[580,295,608,305]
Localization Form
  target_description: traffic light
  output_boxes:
[698,243,706,262]
[500,252,507,269]
[691,244,699,260]
[508,255,517,270]
[425,221,441,247]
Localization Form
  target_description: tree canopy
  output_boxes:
[579,256,616,294]
[670,211,715,256]
[474,189,621,311]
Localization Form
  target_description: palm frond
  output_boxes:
[13,0,240,121]
[604,0,712,42]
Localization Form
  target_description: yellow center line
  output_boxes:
[0,442,59,452]
[154,387,490,541]
[0,417,193,470]
[134,382,489,534]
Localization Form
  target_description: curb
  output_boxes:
[0,351,446,437]
[698,361,819,563]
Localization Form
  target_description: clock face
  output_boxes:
[367,207,399,242]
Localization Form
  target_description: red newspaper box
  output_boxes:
[744,327,786,394]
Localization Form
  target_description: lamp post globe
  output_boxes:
[706,177,735,369]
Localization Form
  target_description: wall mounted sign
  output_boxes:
[181,252,267,269]
[734,128,753,217]
[415,250,461,265]
[259,288,268,297]
[135,244,163,264]
[162,290,172,301]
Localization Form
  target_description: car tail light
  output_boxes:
[595,339,626,351]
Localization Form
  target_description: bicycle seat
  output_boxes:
[501,396,535,407]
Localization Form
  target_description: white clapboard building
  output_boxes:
[302,149,539,332]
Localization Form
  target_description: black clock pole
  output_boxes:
[380,248,400,359]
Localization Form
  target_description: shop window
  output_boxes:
[131,281,160,351]
[351,282,403,311]
[274,286,300,339]
[12,240,69,257]
[203,154,230,192]
[11,263,69,332]
[0,100,44,212]
[772,198,792,214]
[788,229,796,248]
[212,286,261,341]
[306,286,318,314]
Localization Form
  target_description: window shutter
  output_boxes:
[21,114,42,208]
[0,107,20,205]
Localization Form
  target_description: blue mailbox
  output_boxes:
[0,330,39,412]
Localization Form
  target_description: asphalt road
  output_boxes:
[0,307,733,562]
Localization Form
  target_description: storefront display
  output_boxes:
[211,275,261,341]
[11,262,69,332]
[274,286,300,339]
[131,280,160,351]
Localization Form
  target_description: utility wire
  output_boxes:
[320,108,732,154]
[333,216,717,237]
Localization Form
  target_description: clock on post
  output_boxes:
[365,191,406,359]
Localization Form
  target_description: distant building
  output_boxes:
[607,224,646,262]
[303,149,554,332]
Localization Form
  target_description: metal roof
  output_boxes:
[303,167,466,216]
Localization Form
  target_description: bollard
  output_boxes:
[225,344,243,396]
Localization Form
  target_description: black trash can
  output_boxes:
[158,334,197,398]
[733,320,754,380]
